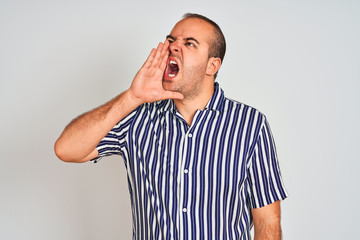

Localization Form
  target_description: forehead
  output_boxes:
[170,18,214,43]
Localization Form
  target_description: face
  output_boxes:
[163,18,215,99]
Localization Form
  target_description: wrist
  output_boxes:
[104,90,144,122]
[124,89,144,108]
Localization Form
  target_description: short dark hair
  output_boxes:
[182,13,226,79]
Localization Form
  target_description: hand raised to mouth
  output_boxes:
[128,41,184,105]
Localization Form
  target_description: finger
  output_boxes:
[143,48,156,68]
[158,40,169,70]
[152,42,164,68]
[162,40,170,53]
[161,91,184,100]
[160,47,169,71]
[160,40,169,59]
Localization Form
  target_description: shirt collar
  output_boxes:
[204,82,225,112]
[158,82,225,113]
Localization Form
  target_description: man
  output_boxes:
[55,13,288,239]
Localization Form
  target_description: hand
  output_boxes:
[128,41,184,104]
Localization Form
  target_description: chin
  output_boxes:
[162,80,174,90]
[163,80,184,95]
[163,74,178,86]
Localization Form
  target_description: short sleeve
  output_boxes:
[91,108,138,163]
[247,118,288,208]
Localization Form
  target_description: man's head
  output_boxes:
[182,13,226,76]
[163,13,226,99]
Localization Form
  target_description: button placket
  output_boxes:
[180,128,194,216]
[178,110,203,222]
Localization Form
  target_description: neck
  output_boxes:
[174,81,214,126]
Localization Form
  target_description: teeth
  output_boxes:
[169,60,177,65]
[169,74,175,77]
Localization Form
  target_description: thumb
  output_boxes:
[161,91,184,100]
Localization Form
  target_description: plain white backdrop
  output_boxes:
[1,0,359,239]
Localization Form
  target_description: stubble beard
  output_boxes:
[163,63,208,100]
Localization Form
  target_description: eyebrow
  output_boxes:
[166,35,200,45]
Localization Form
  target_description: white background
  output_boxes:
[1,0,359,239]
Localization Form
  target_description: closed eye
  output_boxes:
[165,35,199,47]
[166,35,175,43]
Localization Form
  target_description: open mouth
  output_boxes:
[164,58,179,78]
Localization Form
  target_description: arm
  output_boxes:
[54,41,183,163]
[252,201,282,240]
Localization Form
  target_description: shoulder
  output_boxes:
[223,97,267,124]
[126,99,171,122]
[142,99,172,112]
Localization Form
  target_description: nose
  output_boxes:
[169,40,180,53]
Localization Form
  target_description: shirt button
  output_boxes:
[188,133,193,138]
[182,208,187,212]
[184,169,189,174]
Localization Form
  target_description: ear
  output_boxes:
[206,57,222,76]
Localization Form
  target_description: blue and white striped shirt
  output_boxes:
[94,82,288,239]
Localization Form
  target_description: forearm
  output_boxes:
[55,41,183,162]
[54,90,141,162]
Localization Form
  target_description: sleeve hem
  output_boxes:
[251,194,288,209]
